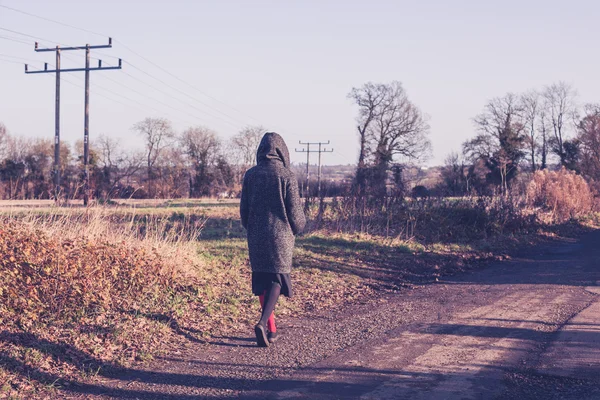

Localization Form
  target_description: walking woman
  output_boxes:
[240,132,306,347]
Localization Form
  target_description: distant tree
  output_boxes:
[0,159,25,199]
[180,126,221,197]
[411,185,429,198]
[133,118,175,171]
[215,155,236,193]
[576,104,600,181]
[24,138,53,198]
[438,152,468,196]
[133,117,175,197]
[537,103,551,170]
[0,122,8,160]
[522,90,540,171]
[230,125,265,183]
[348,84,387,196]
[562,139,581,172]
[231,126,264,167]
[348,81,431,198]
[465,93,526,194]
[95,135,144,199]
[543,82,578,166]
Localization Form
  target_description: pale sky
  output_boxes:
[1,0,599,166]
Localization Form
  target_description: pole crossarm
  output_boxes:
[34,37,113,52]
[25,62,122,74]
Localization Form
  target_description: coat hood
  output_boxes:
[256,132,290,168]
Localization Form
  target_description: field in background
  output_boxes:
[1,196,598,397]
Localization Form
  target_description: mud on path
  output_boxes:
[59,231,600,400]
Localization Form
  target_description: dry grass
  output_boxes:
[0,208,209,396]
[0,205,371,397]
[1,191,598,397]
[526,168,594,223]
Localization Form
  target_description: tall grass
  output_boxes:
[526,167,594,223]
[0,207,209,329]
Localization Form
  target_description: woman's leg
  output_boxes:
[259,282,281,328]
[255,281,281,347]
[259,292,277,333]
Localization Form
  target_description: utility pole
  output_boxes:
[295,141,311,198]
[295,141,334,199]
[316,141,334,198]
[53,46,60,200]
[25,38,122,205]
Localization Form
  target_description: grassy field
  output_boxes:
[0,198,598,398]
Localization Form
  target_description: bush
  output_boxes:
[411,185,430,198]
[526,168,593,222]
[0,220,195,329]
[311,195,535,242]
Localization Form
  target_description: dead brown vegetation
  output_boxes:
[526,168,594,223]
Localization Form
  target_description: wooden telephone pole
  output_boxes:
[295,141,334,199]
[25,38,122,205]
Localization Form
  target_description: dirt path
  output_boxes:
[60,231,600,399]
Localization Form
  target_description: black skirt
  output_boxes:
[252,272,292,298]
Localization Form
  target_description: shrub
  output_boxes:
[526,167,593,222]
[310,195,535,242]
[0,223,179,327]
[411,185,430,198]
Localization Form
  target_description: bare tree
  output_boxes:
[521,90,540,171]
[348,84,387,195]
[232,126,265,166]
[439,152,468,196]
[537,102,550,170]
[0,123,8,160]
[230,125,265,183]
[543,82,578,166]
[467,93,526,194]
[95,135,144,198]
[133,118,175,197]
[133,118,175,172]
[180,126,221,197]
[349,81,431,197]
[577,103,600,182]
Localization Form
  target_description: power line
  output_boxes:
[53,55,202,128]
[0,34,32,46]
[0,57,23,65]
[57,51,246,129]
[50,73,200,129]
[0,4,304,140]
[0,4,106,38]
[56,52,205,127]
[115,41,265,126]
[58,43,249,129]
[108,61,245,129]
[91,63,237,129]
[0,27,68,47]
[0,53,40,62]
[122,61,251,127]
[0,4,268,128]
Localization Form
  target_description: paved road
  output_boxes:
[65,231,600,399]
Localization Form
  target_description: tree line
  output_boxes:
[347,81,600,198]
[2,80,599,201]
[0,121,266,200]
[440,82,600,196]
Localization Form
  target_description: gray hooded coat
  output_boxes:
[240,132,306,274]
